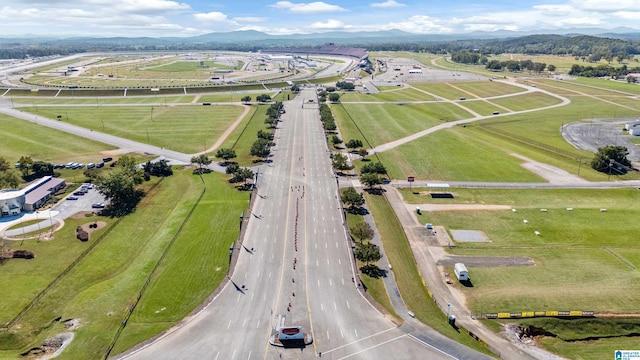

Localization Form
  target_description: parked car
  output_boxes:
[73,191,85,196]
[96,162,104,168]
[103,157,113,162]
[67,196,79,200]
[87,163,95,169]
[91,203,105,208]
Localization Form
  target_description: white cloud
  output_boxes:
[194,12,229,21]
[270,1,347,14]
[613,11,640,20]
[118,0,191,14]
[371,0,405,8]
[383,15,452,34]
[233,16,268,23]
[569,0,640,12]
[309,19,348,29]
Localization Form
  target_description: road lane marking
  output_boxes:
[354,329,358,338]
[269,271,272,279]
[232,349,236,359]
[316,259,319,267]
[257,320,260,328]
[335,335,408,360]
[327,259,330,265]
[215,351,219,360]
[329,279,332,286]
[338,258,341,265]
[247,351,251,360]
[321,303,324,311]
[333,302,337,310]
[340,329,344,338]
[319,328,398,356]
[346,300,350,309]
[342,277,344,285]
[327,331,330,340]
[325,243,328,248]
[257,270,261,278]
[243,318,247,327]
[227,320,231,329]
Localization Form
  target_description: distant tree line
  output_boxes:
[568,64,640,79]
[484,59,553,73]
[3,34,639,60]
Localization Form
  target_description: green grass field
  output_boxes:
[411,81,528,100]
[340,87,431,102]
[216,105,267,166]
[333,102,472,148]
[0,113,114,164]
[0,170,248,359]
[20,105,245,154]
[11,96,195,105]
[372,127,546,181]
[400,187,640,359]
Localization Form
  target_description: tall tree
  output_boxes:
[361,173,382,189]
[214,148,236,164]
[95,168,137,213]
[331,153,353,171]
[241,95,252,104]
[341,187,365,211]
[351,222,374,244]
[250,138,271,159]
[117,154,144,184]
[355,243,382,265]
[17,156,33,177]
[31,161,54,177]
[345,139,363,151]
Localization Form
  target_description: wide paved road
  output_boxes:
[120,89,453,359]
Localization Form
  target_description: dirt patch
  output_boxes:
[408,203,512,212]
[21,332,74,360]
[512,153,588,183]
[437,255,535,267]
[450,229,491,242]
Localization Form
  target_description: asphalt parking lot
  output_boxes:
[56,185,106,218]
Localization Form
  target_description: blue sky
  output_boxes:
[1,0,639,37]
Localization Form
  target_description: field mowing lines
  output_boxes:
[541,81,639,112]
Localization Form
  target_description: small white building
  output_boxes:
[454,263,469,281]
[626,120,640,136]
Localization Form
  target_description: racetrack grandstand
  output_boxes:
[264,45,367,60]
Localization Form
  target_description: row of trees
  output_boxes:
[568,64,640,79]
[319,104,337,131]
[485,59,554,73]
[0,156,57,189]
[341,187,384,277]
